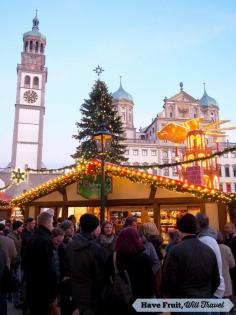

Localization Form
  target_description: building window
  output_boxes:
[152,169,157,175]
[223,153,228,158]
[35,41,39,53]
[152,127,154,133]
[163,168,169,176]
[33,77,39,89]
[133,149,138,156]
[226,183,231,192]
[40,43,44,53]
[124,149,129,155]
[30,41,33,51]
[163,140,167,143]
[142,150,148,156]
[24,41,28,52]
[129,113,132,123]
[172,167,178,176]
[122,112,126,121]
[151,150,156,156]
[162,151,168,158]
[219,166,222,177]
[24,75,30,88]
[234,183,236,192]
[220,184,223,191]
[232,152,236,158]
[169,112,173,118]
[225,166,230,177]
[233,167,236,177]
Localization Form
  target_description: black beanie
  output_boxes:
[177,213,197,234]
[12,220,23,231]
[80,214,99,233]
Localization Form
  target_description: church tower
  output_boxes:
[10,12,47,169]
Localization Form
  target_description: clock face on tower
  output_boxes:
[23,90,38,104]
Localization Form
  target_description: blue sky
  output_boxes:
[0,0,236,167]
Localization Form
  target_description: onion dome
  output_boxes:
[23,11,46,41]
[199,83,218,108]
[112,77,133,102]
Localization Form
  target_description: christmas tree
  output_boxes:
[72,78,127,163]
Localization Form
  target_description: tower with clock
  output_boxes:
[10,12,47,169]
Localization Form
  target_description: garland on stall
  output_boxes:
[10,160,236,207]
[17,145,236,174]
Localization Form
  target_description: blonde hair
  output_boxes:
[142,222,159,237]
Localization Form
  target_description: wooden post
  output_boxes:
[153,203,161,232]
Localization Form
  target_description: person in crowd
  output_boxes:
[26,211,57,315]
[139,227,160,275]
[123,216,138,230]
[225,223,236,305]
[8,220,23,309]
[4,220,11,236]
[165,230,180,255]
[58,220,76,315]
[67,214,106,315]
[56,217,63,227]
[0,247,7,315]
[20,217,36,314]
[224,223,236,245]
[21,217,36,269]
[0,223,16,269]
[68,215,77,232]
[98,221,116,257]
[217,232,235,300]
[105,227,156,315]
[196,213,225,299]
[142,222,163,262]
[51,228,64,289]
[162,213,220,301]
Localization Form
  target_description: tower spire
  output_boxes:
[203,82,206,94]
[32,9,39,31]
[120,75,122,87]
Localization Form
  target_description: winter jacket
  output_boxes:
[8,231,22,267]
[0,248,6,288]
[143,241,160,274]
[0,234,17,269]
[161,235,220,298]
[198,228,225,297]
[67,232,107,310]
[20,228,33,270]
[219,243,235,296]
[26,225,57,306]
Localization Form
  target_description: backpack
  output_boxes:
[103,252,134,306]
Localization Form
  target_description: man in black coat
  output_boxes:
[162,213,220,299]
[26,212,57,315]
[67,214,107,315]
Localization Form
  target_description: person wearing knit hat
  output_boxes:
[12,220,23,231]
[176,213,197,234]
[79,213,100,234]
[162,213,220,299]
[67,214,106,314]
[8,220,23,309]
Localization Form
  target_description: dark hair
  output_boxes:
[196,212,209,229]
[115,227,144,254]
[0,223,5,232]
[168,230,179,243]
[101,220,113,235]
[25,217,34,224]
[123,216,137,228]
[51,228,64,238]
[68,215,76,221]
[37,212,53,226]
[57,217,63,223]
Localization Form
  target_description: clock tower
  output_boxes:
[10,12,47,169]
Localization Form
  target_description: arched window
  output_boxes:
[30,41,33,51]
[33,77,39,88]
[24,75,30,88]
[40,43,44,53]
[225,165,230,177]
[35,42,39,53]
[24,41,28,52]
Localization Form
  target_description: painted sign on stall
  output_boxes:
[77,174,112,199]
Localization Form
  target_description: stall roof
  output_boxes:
[10,160,235,206]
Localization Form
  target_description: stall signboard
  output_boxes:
[77,175,112,199]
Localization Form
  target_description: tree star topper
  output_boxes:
[93,65,104,78]
[11,168,25,184]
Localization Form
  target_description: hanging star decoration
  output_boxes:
[93,65,104,78]
[11,168,25,184]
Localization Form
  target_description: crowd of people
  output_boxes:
[0,211,236,315]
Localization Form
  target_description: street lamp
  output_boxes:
[94,128,112,222]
